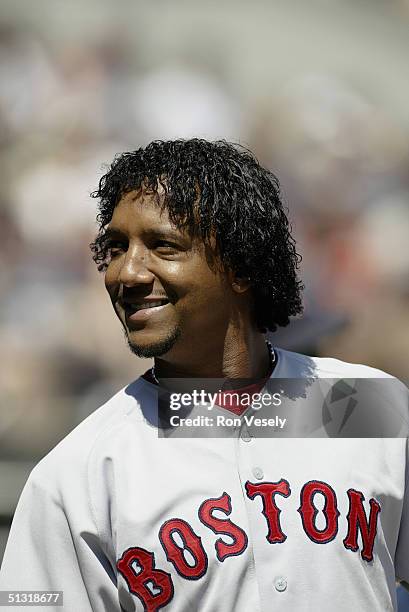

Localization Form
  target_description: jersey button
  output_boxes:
[240,429,252,442]
[274,576,287,592]
[252,467,264,480]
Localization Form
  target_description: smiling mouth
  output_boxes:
[123,299,170,314]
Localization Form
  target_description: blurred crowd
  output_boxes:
[0,13,408,463]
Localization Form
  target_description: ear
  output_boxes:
[230,271,252,294]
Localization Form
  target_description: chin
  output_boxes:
[126,326,181,358]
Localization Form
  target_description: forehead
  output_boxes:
[108,189,181,233]
[107,188,221,268]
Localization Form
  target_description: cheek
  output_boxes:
[178,276,231,315]
[104,264,119,298]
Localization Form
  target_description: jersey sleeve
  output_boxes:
[395,436,409,586]
[0,469,120,611]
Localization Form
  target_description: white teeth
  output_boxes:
[131,301,167,312]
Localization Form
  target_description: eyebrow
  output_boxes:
[103,226,189,242]
[102,227,126,241]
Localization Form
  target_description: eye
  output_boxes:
[154,240,180,253]
[106,239,127,257]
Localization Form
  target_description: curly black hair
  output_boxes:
[90,138,303,332]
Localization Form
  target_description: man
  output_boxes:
[0,139,408,611]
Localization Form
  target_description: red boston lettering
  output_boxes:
[245,480,290,544]
[198,492,248,561]
[343,489,381,562]
[117,547,174,612]
[298,480,340,544]
[159,518,208,579]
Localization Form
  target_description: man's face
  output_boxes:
[104,189,236,360]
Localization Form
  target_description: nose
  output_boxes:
[118,246,155,287]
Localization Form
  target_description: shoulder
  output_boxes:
[26,376,156,491]
[273,348,407,436]
[274,347,398,379]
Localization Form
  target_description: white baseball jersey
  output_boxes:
[0,348,408,611]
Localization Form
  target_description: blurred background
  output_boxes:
[0,0,408,604]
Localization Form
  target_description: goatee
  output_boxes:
[125,326,181,358]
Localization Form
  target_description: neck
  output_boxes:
[153,327,271,381]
